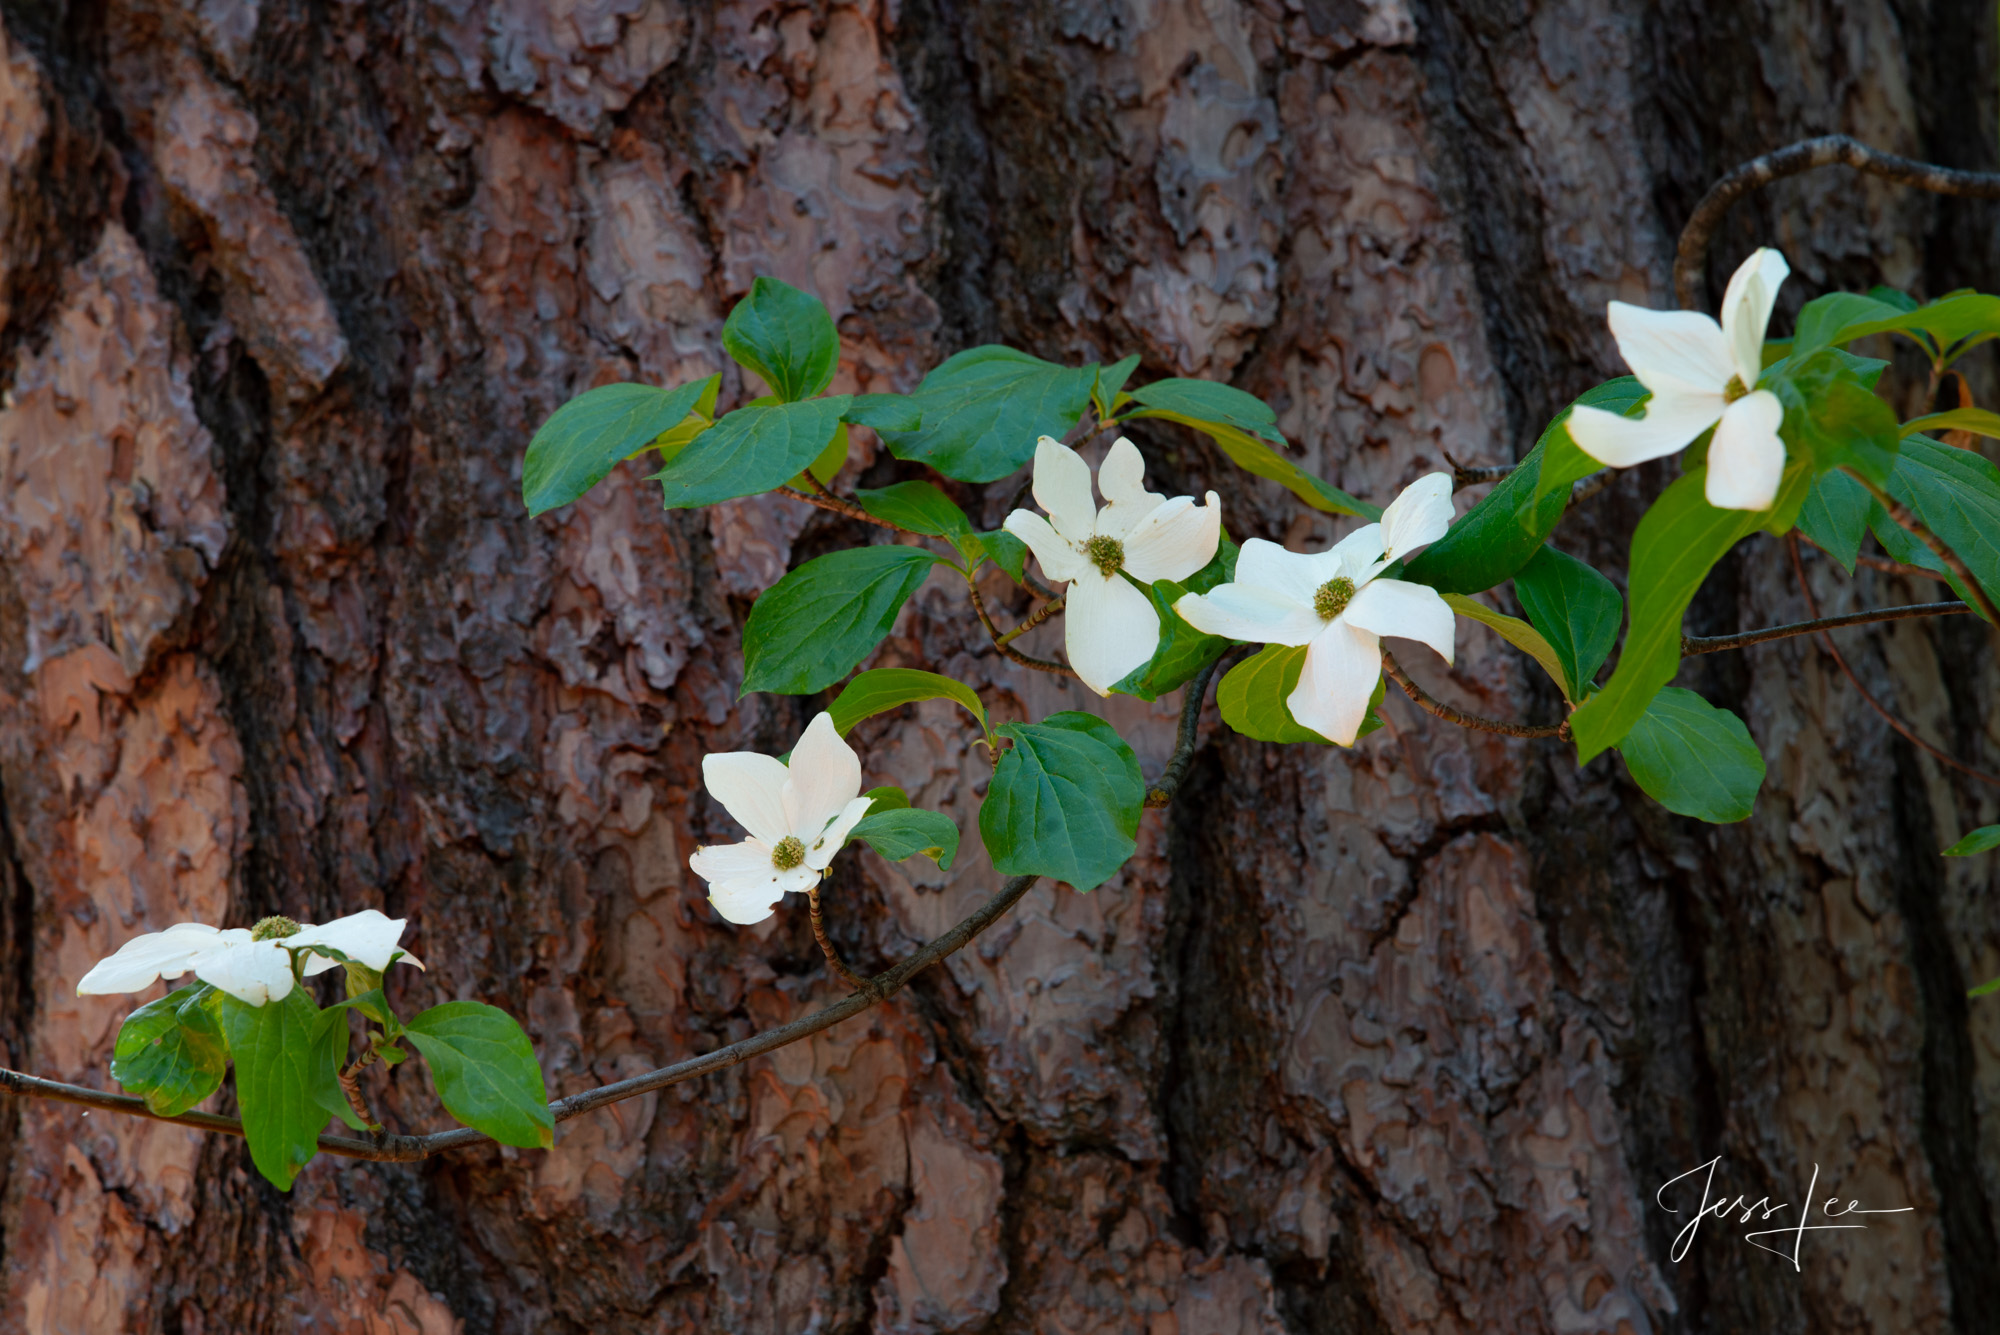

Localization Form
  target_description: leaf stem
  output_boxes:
[994,595,1063,646]
[807,883,882,1000]
[1682,601,1970,655]
[967,581,1077,677]
[339,1048,381,1132]
[774,484,925,538]
[1380,649,1569,740]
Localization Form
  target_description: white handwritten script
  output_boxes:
[1656,1158,1914,1271]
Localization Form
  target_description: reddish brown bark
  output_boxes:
[1,1,1997,1332]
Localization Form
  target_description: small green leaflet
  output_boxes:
[1900,407,2000,440]
[653,396,852,510]
[742,547,943,695]
[793,422,849,488]
[828,667,991,743]
[1943,825,2000,856]
[1216,645,1384,744]
[111,983,226,1118]
[881,346,1097,483]
[1509,545,1623,700]
[864,785,910,813]
[1971,975,2000,999]
[1112,536,1239,701]
[1881,437,2000,622]
[1441,593,1577,704]
[981,712,1144,892]
[402,1002,554,1150]
[972,529,1029,585]
[1771,349,1899,486]
[1570,465,1806,762]
[722,276,840,402]
[1528,377,1648,513]
[308,989,401,1131]
[1792,289,2000,364]
[218,989,328,1191]
[1125,379,1286,443]
[522,375,719,516]
[1617,687,1765,823]
[850,808,960,869]
[1795,469,1871,572]
[854,481,974,540]
[1093,354,1142,419]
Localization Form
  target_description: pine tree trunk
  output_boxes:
[1,1,1997,1331]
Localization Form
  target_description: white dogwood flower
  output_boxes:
[690,711,876,925]
[76,909,423,1008]
[1003,435,1222,695]
[1567,248,1791,511]
[1175,473,1457,745]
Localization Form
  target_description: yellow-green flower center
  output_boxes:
[1724,374,1748,402]
[771,836,807,871]
[1083,535,1125,576]
[1313,576,1356,621]
[251,914,301,941]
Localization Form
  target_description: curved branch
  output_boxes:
[808,883,882,1001]
[0,660,1229,1162]
[1682,601,1970,656]
[1786,535,2000,788]
[1380,650,1569,740]
[775,485,924,538]
[1676,136,2000,308]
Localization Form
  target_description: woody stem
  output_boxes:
[808,884,883,1000]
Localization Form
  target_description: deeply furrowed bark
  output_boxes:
[0,2,1997,1333]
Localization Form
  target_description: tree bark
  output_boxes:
[0,1,1997,1332]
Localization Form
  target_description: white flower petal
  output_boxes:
[1175,582,1323,647]
[1343,578,1456,667]
[1327,523,1389,584]
[1605,301,1736,399]
[1064,567,1161,696]
[1704,390,1787,511]
[1122,491,1222,583]
[287,909,417,973]
[1032,436,1098,545]
[782,712,863,839]
[1377,473,1455,564]
[1003,509,1087,585]
[707,873,792,926]
[1289,621,1385,747]
[806,795,877,871]
[76,922,238,996]
[1234,538,1343,608]
[195,938,297,1007]
[1719,248,1789,389]
[1567,390,1725,468]
[702,751,793,845]
[1094,437,1165,538]
[691,837,777,884]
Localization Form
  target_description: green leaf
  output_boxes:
[218,989,327,1191]
[828,667,990,740]
[970,528,1029,584]
[1772,350,1899,486]
[1215,645,1384,744]
[1881,435,2000,620]
[1442,592,1578,704]
[853,480,974,539]
[1093,354,1142,419]
[1528,377,1649,514]
[1900,407,2000,440]
[308,1007,367,1131]
[402,1002,554,1150]
[652,397,852,509]
[793,422,850,488]
[1793,289,2000,362]
[1126,379,1286,443]
[1510,545,1623,699]
[843,394,922,433]
[111,984,226,1118]
[981,712,1144,892]
[1796,469,1871,572]
[1569,466,1804,762]
[881,347,1097,482]
[722,276,839,401]
[1617,687,1765,823]
[863,785,910,813]
[522,376,719,516]
[741,547,943,695]
[1943,824,2000,856]
[1126,408,1376,519]
[1111,535,1240,702]
[1791,291,1922,358]
[850,808,960,869]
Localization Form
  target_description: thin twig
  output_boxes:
[1380,649,1569,740]
[1855,551,1954,584]
[1786,535,2000,787]
[1676,136,2000,309]
[967,581,1076,677]
[338,1049,380,1131]
[1683,602,1970,656]
[994,596,1063,646]
[1844,469,2000,625]
[1451,463,1517,487]
[808,883,881,1000]
[774,485,924,537]
[1144,650,1237,808]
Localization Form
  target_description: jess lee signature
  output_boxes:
[1657,1157,1914,1270]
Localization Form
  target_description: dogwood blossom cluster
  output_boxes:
[77,909,422,1007]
